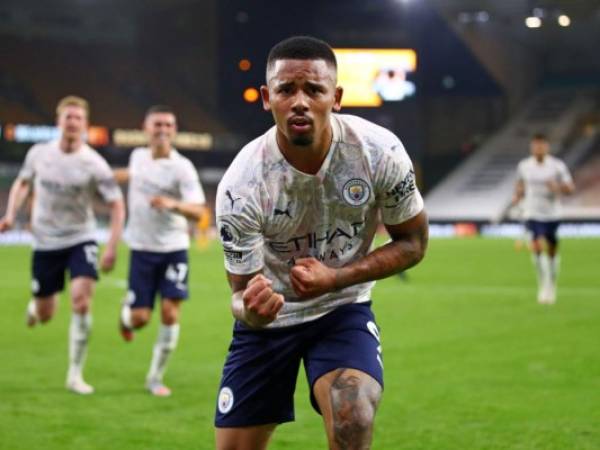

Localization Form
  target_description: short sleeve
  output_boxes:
[17,145,40,181]
[179,161,206,205]
[375,141,424,225]
[557,161,573,185]
[93,154,123,202]
[216,182,264,275]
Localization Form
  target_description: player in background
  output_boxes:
[0,96,125,394]
[512,133,575,304]
[113,105,206,397]
[214,36,428,450]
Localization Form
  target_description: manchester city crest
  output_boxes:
[342,178,371,206]
[218,386,235,414]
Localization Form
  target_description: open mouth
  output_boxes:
[288,117,312,133]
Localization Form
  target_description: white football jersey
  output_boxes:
[18,140,122,250]
[517,155,573,221]
[216,114,424,328]
[125,147,205,252]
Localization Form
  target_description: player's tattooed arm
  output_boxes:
[382,209,429,270]
[291,210,428,298]
[227,271,285,328]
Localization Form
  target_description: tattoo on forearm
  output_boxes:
[396,225,428,270]
[336,222,428,290]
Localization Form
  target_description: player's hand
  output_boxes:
[100,245,117,273]
[0,215,14,233]
[150,196,178,211]
[290,257,337,299]
[546,180,560,194]
[242,274,284,328]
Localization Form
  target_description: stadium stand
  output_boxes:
[0,35,227,133]
[425,88,600,221]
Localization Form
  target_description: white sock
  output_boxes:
[68,313,92,380]
[532,253,550,287]
[548,255,560,283]
[147,323,180,384]
[121,303,132,328]
[27,299,39,320]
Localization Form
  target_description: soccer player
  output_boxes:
[513,133,575,304]
[0,96,125,394]
[114,105,206,397]
[214,36,428,450]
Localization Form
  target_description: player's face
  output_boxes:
[261,59,343,148]
[530,138,549,160]
[57,106,88,141]
[144,112,177,149]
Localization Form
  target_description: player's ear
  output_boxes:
[332,86,343,112]
[260,85,271,111]
[170,113,178,133]
[142,115,150,133]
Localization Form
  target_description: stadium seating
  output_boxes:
[0,35,227,133]
[425,88,599,221]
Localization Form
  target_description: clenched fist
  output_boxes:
[290,257,338,299]
[241,274,285,327]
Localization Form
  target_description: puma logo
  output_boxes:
[225,190,241,209]
[274,202,292,219]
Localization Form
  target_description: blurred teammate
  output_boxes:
[512,133,574,304]
[214,36,428,450]
[114,105,206,397]
[0,96,125,394]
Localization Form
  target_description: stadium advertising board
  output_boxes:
[1,123,212,150]
[112,129,213,150]
[333,48,417,107]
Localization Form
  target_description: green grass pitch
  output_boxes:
[0,238,599,449]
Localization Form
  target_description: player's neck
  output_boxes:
[151,145,171,159]
[59,136,83,153]
[277,128,332,175]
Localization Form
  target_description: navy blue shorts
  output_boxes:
[526,220,560,245]
[31,241,99,297]
[214,302,383,428]
[126,249,189,309]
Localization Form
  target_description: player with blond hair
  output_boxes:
[0,95,125,394]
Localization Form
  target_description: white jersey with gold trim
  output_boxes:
[216,114,424,328]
